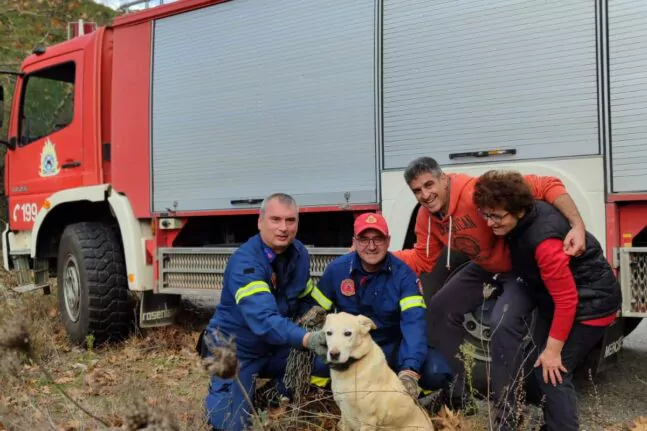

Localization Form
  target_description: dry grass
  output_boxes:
[0,267,642,431]
[0,270,480,430]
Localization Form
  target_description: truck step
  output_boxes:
[12,283,51,294]
[11,255,51,295]
[157,246,347,295]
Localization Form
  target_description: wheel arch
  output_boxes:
[31,185,153,292]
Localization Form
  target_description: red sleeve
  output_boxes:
[534,238,579,342]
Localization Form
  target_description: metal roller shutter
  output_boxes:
[382,0,600,169]
[151,0,377,211]
[609,0,647,193]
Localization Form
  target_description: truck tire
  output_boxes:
[57,221,132,346]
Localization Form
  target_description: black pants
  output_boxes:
[528,314,607,431]
[427,262,535,408]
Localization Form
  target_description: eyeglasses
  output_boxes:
[354,236,387,247]
[478,210,509,224]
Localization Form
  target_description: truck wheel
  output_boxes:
[57,222,132,346]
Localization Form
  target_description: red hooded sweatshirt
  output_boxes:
[392,173,568,275]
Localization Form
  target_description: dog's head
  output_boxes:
[323,312,377,365]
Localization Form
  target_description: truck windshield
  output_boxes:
[19,61,75,146]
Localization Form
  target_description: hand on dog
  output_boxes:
[305,330,328,358]
[397,370,420,399]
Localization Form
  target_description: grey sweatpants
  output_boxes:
[427,262,535,417]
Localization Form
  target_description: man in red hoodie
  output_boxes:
[392,156,586,414]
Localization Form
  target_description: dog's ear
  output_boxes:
[356,315,377,335]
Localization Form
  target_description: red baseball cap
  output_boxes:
[354,212,389,236]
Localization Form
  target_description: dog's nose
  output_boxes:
[329,349,340,361]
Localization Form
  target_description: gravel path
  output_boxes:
[577,320,647,430]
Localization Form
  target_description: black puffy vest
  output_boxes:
[507,201,621,321]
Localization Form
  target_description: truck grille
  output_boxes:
[158,247,347,294]
[618,247,647,317]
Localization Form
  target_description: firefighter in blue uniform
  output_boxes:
[202,193,327,431]
[308,212,453,397]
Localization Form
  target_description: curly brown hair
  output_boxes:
[473,170,535,214]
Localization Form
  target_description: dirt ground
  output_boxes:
[576,321,647,431]
[0,276,645,431]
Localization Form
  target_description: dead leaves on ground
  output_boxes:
[432,405,470,430]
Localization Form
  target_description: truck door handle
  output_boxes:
[62,161,81,169]
[230,198,263,205]
[449,149,516,160]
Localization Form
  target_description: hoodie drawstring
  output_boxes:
[425,213,453,271]
[425,216,431,259]
[446,215,453,270]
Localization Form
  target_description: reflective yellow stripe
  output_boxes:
[235,281,271,304]
[399,295,426,311]
[310,376,330,387]
[420,387,433,396]
[310,286,333,311]
[298,278,315,299]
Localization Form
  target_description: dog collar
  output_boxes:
[328,356,360,372]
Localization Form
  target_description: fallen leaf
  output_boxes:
[57,420,82,431]
[53,376,75,385]
[432,405,465,430]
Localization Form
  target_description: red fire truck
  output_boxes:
[0,0,645,382]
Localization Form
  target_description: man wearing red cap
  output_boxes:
[307,212,453,399]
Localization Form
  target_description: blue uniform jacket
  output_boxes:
[206,234,313,360]
[309,252,428,373]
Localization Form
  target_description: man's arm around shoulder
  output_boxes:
[523,174,586,256]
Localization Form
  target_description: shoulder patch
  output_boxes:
[243,268,255,274]
[340,278,356,296]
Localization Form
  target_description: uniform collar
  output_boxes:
[349,252,393,275]
[255,234,299,264]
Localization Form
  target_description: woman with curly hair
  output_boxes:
[473,170,622,431]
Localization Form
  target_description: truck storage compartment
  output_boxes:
[150,0,378,212]
[608,0,647,193]
[382,0,600,169]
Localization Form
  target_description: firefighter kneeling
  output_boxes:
[307,212,453,400]
[200,193,326,431]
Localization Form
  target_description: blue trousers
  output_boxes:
[311,343,453,393]
[204,347,290,431]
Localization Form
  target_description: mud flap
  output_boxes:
[139,291,181,328]
[595,317,626,373]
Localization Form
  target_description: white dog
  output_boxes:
[323,312,434,431]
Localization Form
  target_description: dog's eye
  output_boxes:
[326,330,333,336]
[344,331,352,337]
